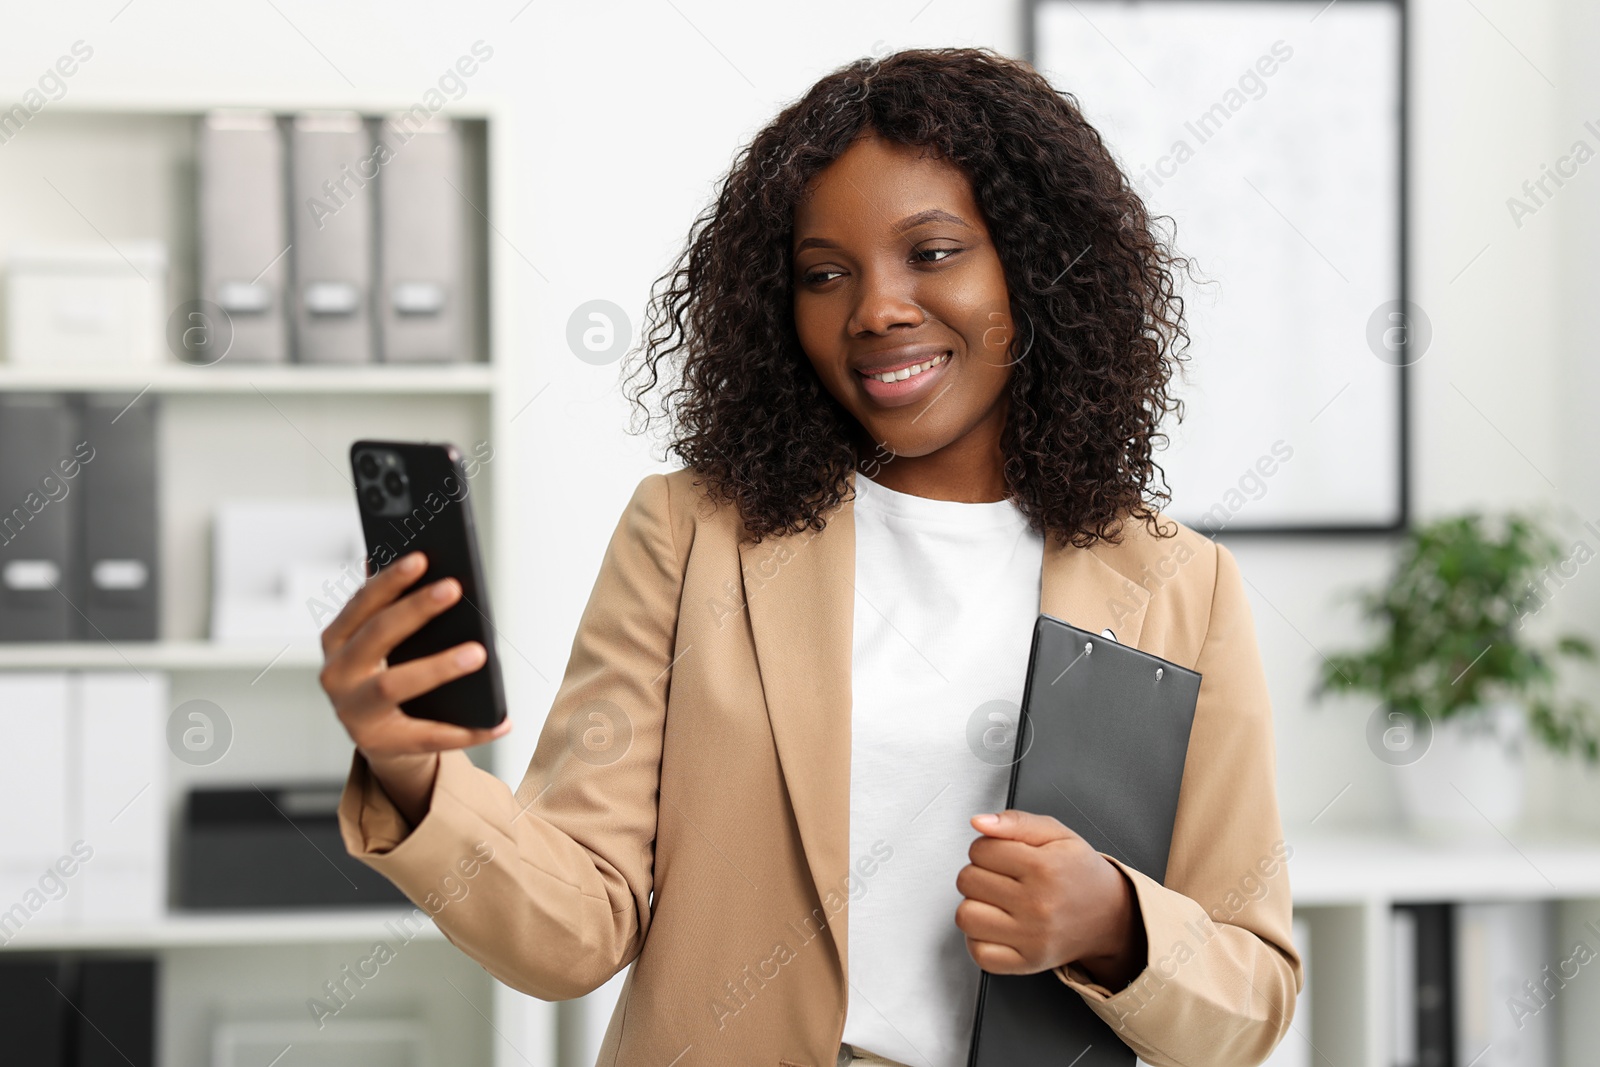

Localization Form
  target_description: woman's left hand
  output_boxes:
[955,809,1147,989]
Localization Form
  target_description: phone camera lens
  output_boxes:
[357,453,380,479]
[383,471,407,496]
[361,486,385,512]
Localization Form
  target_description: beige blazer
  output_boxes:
[338,467,1303,1067]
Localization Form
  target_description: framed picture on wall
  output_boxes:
[1026,0,1410,535]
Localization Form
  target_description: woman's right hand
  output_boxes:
[319,549,512,827]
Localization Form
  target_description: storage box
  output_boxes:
[210,498,366,644]
[177,782,407,909]
[5,241,168,365]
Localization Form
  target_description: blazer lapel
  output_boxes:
[737,469,1154,984]
[1039,525,1152,649]
[738,474,858,980]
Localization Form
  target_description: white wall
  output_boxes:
[1547,0,1600,832]
[1255,0,1600,835]
[5,0,1599,1061]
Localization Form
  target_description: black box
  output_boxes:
[178,782,407,909]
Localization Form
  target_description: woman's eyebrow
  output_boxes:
[892,207,972,233]
[795,207,974,253]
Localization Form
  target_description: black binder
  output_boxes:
[79,393,160,640]
[0,957,70,1065]
[0,954,157,1067]
[0,395,79,641]
[76,957,157,1067]
[967,613,1201,1067]
[1394,902,1455,1067]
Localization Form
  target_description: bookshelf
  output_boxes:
[0,97,552,1067]
[1286,833,1600,1067]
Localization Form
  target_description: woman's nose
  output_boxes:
[848,268,924,336]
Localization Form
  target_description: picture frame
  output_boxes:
[1025,0,1411,535]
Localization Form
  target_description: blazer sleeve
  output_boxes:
[1051,540,1305,1067]
[336,472,684,1001]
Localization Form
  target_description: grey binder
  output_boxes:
[377,115,468,362]
[79,393,160,640]
[198,109,289,363]
[967,614,1201,1067]
[0,395,78,641]
[290,111,374,363]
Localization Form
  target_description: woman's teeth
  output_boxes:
[864,351,950,383]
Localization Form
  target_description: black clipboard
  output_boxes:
[966,613,1201,1067]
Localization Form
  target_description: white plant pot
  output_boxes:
[1394,701,1526,840]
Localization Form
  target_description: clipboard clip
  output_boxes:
[1099,626,1164,680]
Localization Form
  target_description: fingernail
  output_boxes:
[973,813,999,827]
[404,552,425,572]
[456,643,484,667]
[432,579,457,601]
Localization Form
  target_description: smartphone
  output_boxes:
[348,439,507,729]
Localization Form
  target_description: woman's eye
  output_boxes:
[803,268,843,285]
[916,247,960,265]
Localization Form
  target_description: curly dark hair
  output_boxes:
[621,45,1197,548]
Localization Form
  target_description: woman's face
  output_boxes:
[792,129,1016,475]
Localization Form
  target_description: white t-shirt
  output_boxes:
[840,470,1046,1067]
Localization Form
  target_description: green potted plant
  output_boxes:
[1312,510,1599,835]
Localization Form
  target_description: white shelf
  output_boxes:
[50,93,504,120]
[0,362,495,394]
[0,640,323,672]
[0,908,445,950]
[1289,831,1600,905]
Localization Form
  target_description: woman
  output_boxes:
[322,47,1301,1067]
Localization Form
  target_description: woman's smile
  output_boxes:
[856,348,953,406]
